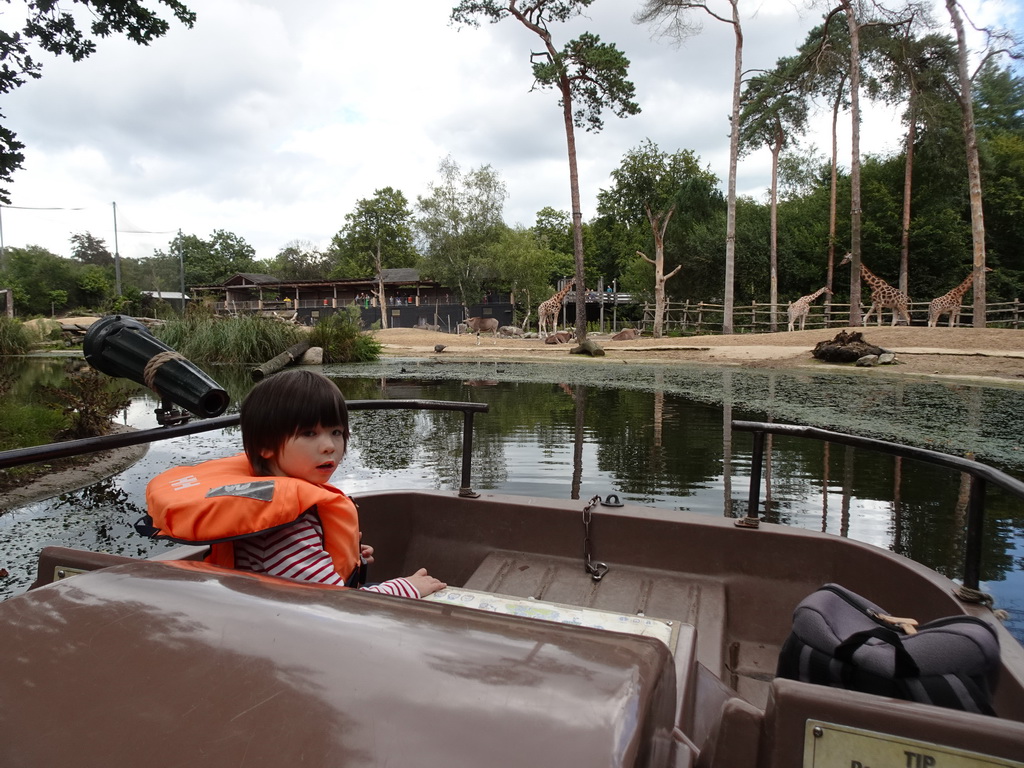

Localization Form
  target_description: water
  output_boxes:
[2,356,1023,643]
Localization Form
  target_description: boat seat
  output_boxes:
[463,549,727,677]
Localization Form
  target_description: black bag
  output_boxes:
[776,583,1000,715]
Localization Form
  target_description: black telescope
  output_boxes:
[84,315,229,421]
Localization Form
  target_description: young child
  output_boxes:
[140,369,445,599]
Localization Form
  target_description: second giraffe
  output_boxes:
[840,253,911,326]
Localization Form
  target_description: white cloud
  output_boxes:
[0,0,1017,266]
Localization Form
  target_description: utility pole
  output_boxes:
[112,202,122,296]
[178,229,186,313]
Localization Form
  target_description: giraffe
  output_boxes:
[839,253,911,326]
[786,287,832,332]
[928,268,992,328]
[537,280,574,337]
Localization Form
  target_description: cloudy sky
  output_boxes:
[0,0,1019,265]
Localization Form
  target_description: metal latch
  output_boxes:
[582,495,609,582]
[53,566,87,581]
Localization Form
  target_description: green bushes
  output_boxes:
[310,307,381,363]
[156,314,306,365]
[0,370,65,452]
[0,317,30,355]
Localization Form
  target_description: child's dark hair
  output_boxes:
[240,369,349,476]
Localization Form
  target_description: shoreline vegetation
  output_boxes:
[2,325,1022,512]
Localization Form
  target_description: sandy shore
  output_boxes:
[373,325,1024,383]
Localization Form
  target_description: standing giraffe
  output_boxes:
[787,287,832,332]
[839,253,911,326]
[537,280,574,337]
[928,268,992,327]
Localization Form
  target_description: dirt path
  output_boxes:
[372,326,1024,383]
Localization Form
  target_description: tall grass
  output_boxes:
[0,317,30,355]
[0,370,65,452]
[156,315,306,365]
[310,307,381,363]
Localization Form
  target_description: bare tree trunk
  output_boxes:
[550,75,588,342]
[826,86,843,321]
[375,241,388,329]
[945,0,987,326]
[723,0,742,335]
[900,91,916,296]
[769,123,782,332]
[638,205,680,338]
[843,1,863,326]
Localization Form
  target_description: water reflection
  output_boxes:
[0,358,1022,642]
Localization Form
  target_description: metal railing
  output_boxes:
[733,420,1024,593]
[0,400,490,498]
[6,408,1017,591]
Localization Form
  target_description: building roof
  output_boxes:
[379,268,421,284]
[189,269,439,292]
[142,290,189,301]
[224,273,281,286]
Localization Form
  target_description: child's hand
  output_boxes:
[358,532,375,564]
[405,567,446,597]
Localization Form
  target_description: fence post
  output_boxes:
[697,302,704,334]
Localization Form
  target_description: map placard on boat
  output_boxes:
[424,587,678,649]
[802,720,1024,768]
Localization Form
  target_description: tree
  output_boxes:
[77,265,111,308]
[0,0,195,203]
[330,188,418,328]
[866,26,957,294]
[837,1,869,325]
[974,62,1024,278]
[599,140,711,337]
[795,16,851,316]
[269,241,328,282]
[943,0,1018,326]
[415,156,507,308]
[451,0,640,343]
[69,232,114,267]
[740,57,809,330]
[533,206,574,259]
[172,230,258,287]
[486,226,559,328]
[974,59,1024,137]
[47,289,68,316]
[635,0,742,334]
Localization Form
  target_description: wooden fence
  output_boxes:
[638,299,1024,336]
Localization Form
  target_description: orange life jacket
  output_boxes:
[140,453,360,579]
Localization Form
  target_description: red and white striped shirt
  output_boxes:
[233,510,420,598]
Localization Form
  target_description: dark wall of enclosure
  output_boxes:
[297,303,514,333]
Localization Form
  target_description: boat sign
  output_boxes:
[803,720,1023,767]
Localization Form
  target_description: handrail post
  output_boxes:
[459,409,479,498]
[963,474,986,590]
[737,428,765,528]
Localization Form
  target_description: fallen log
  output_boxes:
[570,339,606,357]
[251,341,311,381]
[811,330,885,364]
